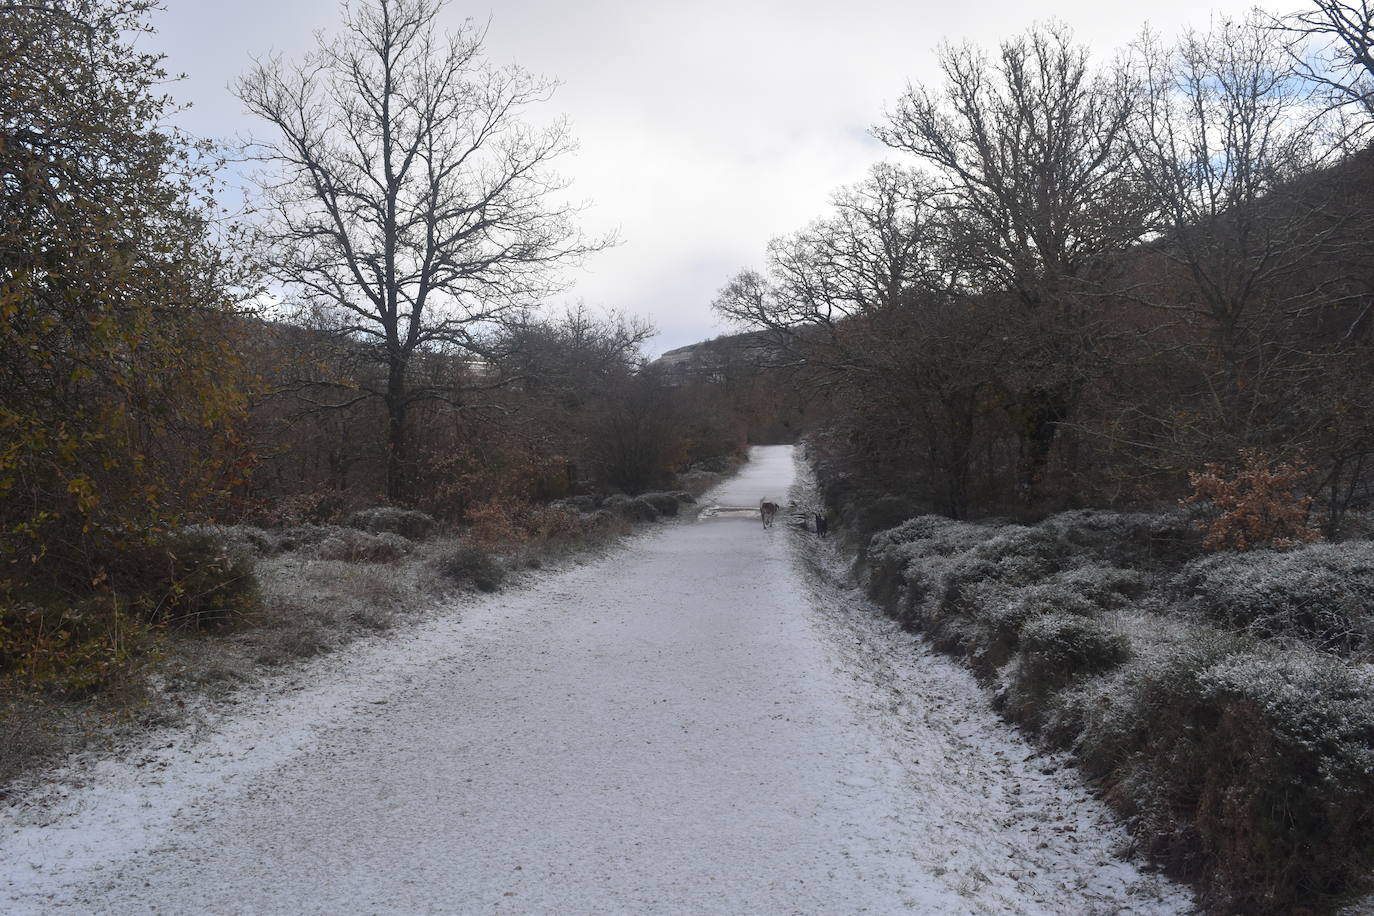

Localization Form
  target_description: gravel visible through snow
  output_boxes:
[0,446,1193,914]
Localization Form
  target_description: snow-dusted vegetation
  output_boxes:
[858,508,1374,912]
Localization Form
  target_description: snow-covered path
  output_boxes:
[1,446,1190,914]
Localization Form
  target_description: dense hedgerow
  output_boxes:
[1173,542,1374,655]
[858,508,1374,912]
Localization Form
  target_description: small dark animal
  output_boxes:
[814,513,829,537]
[760,499,779,528]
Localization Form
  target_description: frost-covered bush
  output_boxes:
[140,529,259,629]
[552,495,599,513]
[423,545,505,593]
[1042,509,1203,569]
[671,491,696,504]
[1007,612,1130,727]
[275,524,343,554]
[314,529,413,563]
[579,509,617,531]
[968,525,1069,584]
[638,492,681,517]
[601,494,659,522]
[1050,563,1147,608]
[344,506,436,540]
[864,515,989,607]
[1174,542,1374,654]
[179,524,277,559]
[857,503,1374,909]
[1055,637,1374,912]
[675,469,721,495]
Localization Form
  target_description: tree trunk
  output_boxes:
[385,358,408,502]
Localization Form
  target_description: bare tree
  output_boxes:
[236,0,606,499]
[713,163,945,375]
[1285,0,1374,123]
[874,24,1148,494]
[714,165,1015,516]
[1125,18,1344,446]
[875,23,1145,309]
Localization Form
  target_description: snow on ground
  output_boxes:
[0,446,1192,914]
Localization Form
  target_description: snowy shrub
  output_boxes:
[579,509,617,531]
[968,525,1068,584]
[1049,563,1147,608]
[423,545,505,593]
[1063,638,1374,912]
[344,506,436,540]
[675,469,721,495]
[1174,542,1374,655]
[867,515,987,556]
[671,491,696,504]
[864,515,989,607]
[601,494,659,522]
[638,492,681,517]
[314,529,412,563]
[179,524,278,559]
[1043,509,1203,569]
[275,524,344,554]
[552,495,600,513]
[1007,612,1130,727]
[856,499,1374,909]
[138,529,259,629]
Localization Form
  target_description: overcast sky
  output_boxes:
[148,0,1268,356]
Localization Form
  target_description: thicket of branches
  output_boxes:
[717,9,1374,532]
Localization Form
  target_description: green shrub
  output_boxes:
[0,597,158,696]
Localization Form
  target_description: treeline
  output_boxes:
[716,7,1374,531]
[0,0,759,693]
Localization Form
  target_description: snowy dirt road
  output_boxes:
[1,446,1192,914]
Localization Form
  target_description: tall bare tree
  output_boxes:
[875,23,1148,494]
[1125,17,1335,446]
[236,0,605,499]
